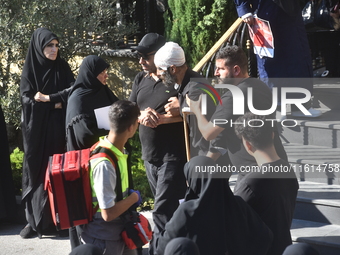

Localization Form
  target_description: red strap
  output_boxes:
[90,152,116,169]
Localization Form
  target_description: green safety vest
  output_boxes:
[89,137,129,212]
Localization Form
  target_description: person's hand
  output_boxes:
[34,92,50,102]
[139,108,160,128]
[186,94,202,115]
[242,13,254,26]
[164,97,180,117]
[54,102,62,109]
[129,189,142,207]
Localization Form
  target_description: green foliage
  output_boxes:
[0,0,137,128]
[164,0,238,66]
[129,132,154,211]
[1,78,21,128]
[10,147,24,195]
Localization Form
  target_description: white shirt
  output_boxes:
[92,158,117,209]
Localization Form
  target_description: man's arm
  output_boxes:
[234,0,253,17]
[101,193,138,222]
[158,114,183,125]
[140,105,183,127]
[186,94,224,141]
[164,96,181,117]
[92,160,139,222]
[206,151,222,161]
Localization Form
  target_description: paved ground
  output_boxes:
[0,222,71,255]
[0,211,152,255]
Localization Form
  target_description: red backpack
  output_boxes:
[44,143,115,230]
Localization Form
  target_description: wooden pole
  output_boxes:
[193,18,243,73]
[182,110,191,162]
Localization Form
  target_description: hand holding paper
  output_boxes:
[94,106,111,130]
[247,16,274,58]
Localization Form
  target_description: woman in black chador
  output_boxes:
[156,156,274,255]
[66,55,119,249]
[66,55,119,152]
[20,27,75,238]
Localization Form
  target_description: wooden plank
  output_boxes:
[193,18,243,72]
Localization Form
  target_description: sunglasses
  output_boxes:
[137,52,156,61]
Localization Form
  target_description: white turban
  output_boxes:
[154,42,186,70]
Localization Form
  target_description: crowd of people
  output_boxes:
[0,1,329,254]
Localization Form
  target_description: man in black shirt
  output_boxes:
[129,34,187,255]
[187,45,287,174]
[154,42,224,160]
[234,112,299,255]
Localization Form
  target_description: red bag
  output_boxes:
[44,144,115,230]
[121,211,152,249]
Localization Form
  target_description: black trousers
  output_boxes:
[144,160,187,255]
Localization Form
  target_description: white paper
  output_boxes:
[94,106,111,130]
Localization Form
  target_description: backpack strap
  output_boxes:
[90,146,124,202]
[90,144,135,218]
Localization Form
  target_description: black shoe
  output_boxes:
[20,224,37,239]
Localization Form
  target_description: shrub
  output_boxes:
[164,0,238,66]
[10,147,24,195]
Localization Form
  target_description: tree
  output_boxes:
[164,0,238,67]
[0,0,137,127]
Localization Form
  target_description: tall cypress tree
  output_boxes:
[164,0,238,66]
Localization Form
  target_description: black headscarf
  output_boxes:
[21,27,74,95]
[74,55,110,90]
[156,156,273,255]
[66,55,118,151]
[20,27,75,233]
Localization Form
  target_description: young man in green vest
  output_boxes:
[81,100,142,255]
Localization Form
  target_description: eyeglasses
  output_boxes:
[46,43,60,48]
[137,52,156,61]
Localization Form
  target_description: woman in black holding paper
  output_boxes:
[66,55,118,152]
[20,27,75,238]
[65,55,118,249]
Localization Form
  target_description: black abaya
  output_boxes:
[156,156,273,255]
[66,55,119,151]
[20,27,75,234]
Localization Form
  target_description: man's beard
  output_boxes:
[217,75,234,85]
[162,71,177,87]
[143,65,157,75]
